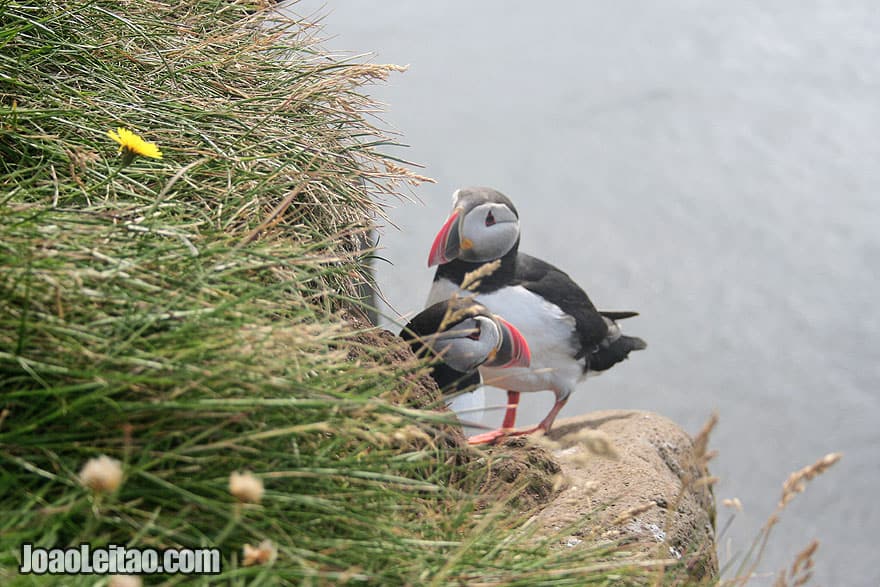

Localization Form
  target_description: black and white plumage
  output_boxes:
[426,187,646,444]
[399,298,530,396]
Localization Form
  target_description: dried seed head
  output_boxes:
[562,428,619,460]
[436,293,480,331]
[242,539,277,566]
[776,539,819,587]
[78,455,123,494]
[791,539,819,576]
[229,471,264,504]
[694,475,719,488]
[460,260,501,292]
[722,497,743,512]
[383,160,436,186]
[392,425,435,447]
[779,453,842,509]
[692,412,718,465]
[611,502,655,526]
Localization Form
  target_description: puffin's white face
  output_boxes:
[457,202,520,263]
[428,189,521,266]
[430,316,501,373]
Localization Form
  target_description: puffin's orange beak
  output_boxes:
[428,208,462,267]
[485,317,530,368]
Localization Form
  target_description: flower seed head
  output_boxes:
[229,471,264,503]
[722,497,743,512]
[78,455,123,493]
[242,539,276,566]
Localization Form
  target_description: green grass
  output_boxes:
[0,1,697,585]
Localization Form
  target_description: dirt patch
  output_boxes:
[475,436,562,511]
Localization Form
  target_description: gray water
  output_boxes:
[286,2,880,584]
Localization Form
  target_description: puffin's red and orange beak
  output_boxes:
[428,208,462,267]
[485,317,531,368]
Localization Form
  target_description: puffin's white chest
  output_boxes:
[427,279,585,397]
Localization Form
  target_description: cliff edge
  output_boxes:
[484,410,718,581]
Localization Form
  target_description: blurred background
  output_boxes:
[285,2,879,584]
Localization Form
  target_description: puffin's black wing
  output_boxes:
[513,253,646,372]
[512,253,609,362]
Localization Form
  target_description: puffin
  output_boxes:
[399,297,531,397]
[425,187,646,444]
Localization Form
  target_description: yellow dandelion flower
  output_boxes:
[107,127,162,159]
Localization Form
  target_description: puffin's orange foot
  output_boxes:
[467,426,546,445]
[467,428,514,445]
[503,426,544,438]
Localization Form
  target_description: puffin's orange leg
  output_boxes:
[468,395,568,445]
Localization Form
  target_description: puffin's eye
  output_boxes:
[485,210,496,226]
[466,322,481,340]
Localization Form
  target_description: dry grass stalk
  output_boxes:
[779,453,841,509]
[239,178,311,246]
[691,411,718,470]
[773,539,819,587]
[461,260,501,292]
[556,428,620,462]
[392,424,436,449]
[436,260,502,331]
[436,295,480,332]
[611,502,656,527]
[727,453,842,586]
[383,160,436,187]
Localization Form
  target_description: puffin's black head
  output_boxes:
[427,187,520,267]
[402,298,530,374]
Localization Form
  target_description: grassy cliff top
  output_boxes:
[1,1,692,584]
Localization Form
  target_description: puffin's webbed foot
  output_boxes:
[467,428,514,445]
[467,425,545,445]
